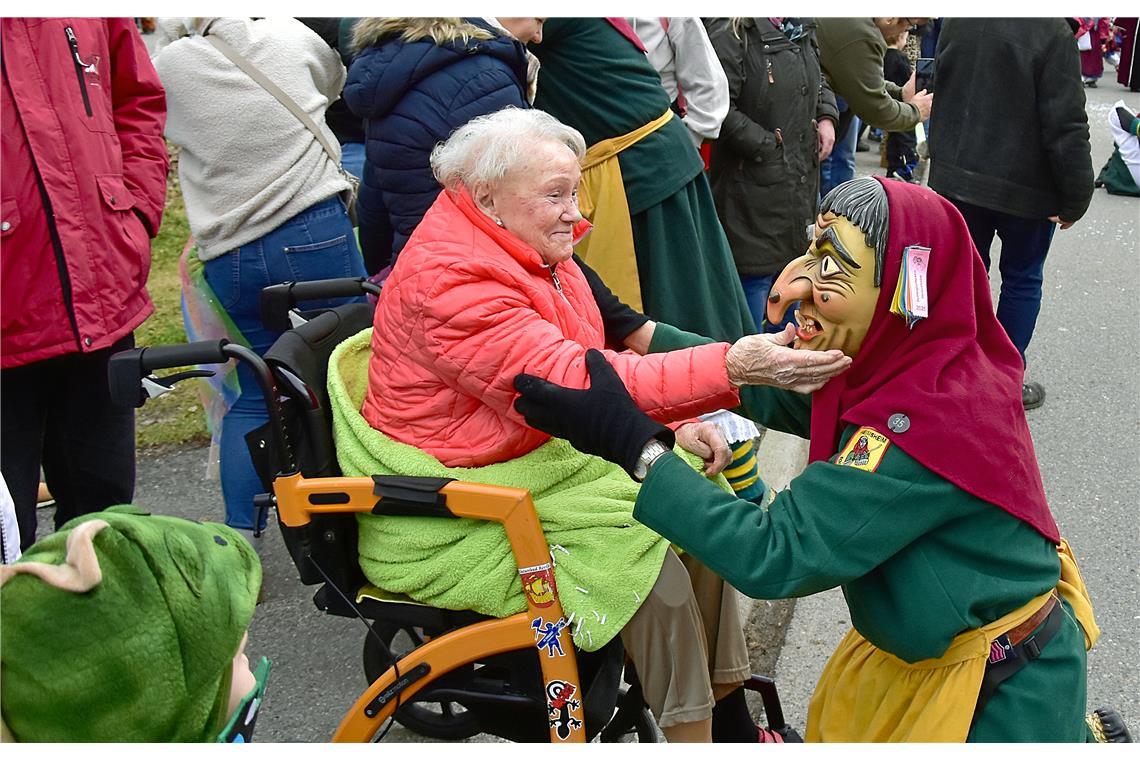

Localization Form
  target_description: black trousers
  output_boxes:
[1,334,136,550]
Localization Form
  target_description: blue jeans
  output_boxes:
[203,197,367,530]
[739,274,796,333]
[820,116,861,198]
[340,141,366,181]
[951,199,1057,362]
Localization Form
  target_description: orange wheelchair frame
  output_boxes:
[274,471,586,742]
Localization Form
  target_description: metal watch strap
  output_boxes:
[633,439,671,481]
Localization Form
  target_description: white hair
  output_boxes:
[430,107,587,191]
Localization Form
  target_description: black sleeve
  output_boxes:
[1037,27,1094,223]
[882,49,911,87]
[572,254,650,349]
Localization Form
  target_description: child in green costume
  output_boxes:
[1,507,267,742]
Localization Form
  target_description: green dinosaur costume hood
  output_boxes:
[1,507,261,742]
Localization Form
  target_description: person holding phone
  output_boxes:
[815,18,933,194]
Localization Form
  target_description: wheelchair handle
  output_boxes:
[260,277,380,332]
[140,339,232,372]
[108,341,296,475]
[108,340,230,408]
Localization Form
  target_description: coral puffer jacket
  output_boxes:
[362,189,740,467]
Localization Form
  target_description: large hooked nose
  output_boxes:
[765,254,815,325]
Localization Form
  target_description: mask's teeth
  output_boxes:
[794,308,802,327]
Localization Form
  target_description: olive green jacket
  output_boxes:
[816,18,921,133]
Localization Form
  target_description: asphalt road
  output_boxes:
[28,53,1138,743]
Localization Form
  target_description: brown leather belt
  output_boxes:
[1003,592,1059,648]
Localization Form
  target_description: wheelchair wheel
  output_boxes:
[595,686,659,743]
[362,621,481,740]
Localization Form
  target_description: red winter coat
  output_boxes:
[1,18,168,368]
[362,189,740,467]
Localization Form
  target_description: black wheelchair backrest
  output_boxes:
[257,301,375,589]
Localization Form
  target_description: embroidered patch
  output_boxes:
[988,634,1017,664]
[834,427,891,472]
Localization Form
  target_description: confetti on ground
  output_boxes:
[575,586,589,594]
[600,614,606,625]
[633,592,641,604]
[593,610,601,622]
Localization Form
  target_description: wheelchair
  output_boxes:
[109,276,794,743]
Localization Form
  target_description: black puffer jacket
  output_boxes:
[705,18,838,277]
[929,18,1093,223]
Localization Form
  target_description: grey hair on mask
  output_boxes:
[430,107,586,192]
[819,177,890,286]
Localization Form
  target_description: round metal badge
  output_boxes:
[887,413,911,434]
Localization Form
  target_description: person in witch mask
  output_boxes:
[1,509,268,742]
[514,176,1127,742]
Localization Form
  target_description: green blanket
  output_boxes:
[330,328,725,651]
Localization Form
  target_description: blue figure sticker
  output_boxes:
[532,616,569,658]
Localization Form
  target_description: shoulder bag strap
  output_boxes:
[206,33,342,166]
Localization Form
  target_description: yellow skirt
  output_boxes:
[574,110,674,313]
[806,540,1098,742]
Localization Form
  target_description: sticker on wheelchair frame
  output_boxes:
[546,679,582,740]
[532,616,569,658]
[519,562,557,608]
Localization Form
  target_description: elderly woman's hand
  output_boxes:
[725,324,852,394]
[675,421,732,477]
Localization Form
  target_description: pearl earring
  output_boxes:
[494,218,505,227]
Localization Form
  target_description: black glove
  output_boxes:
[574,254,650,348]
[514,349,674,478]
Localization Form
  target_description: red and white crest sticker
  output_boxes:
[519,562,557,608]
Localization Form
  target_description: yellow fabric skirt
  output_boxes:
[806,539,1098,742]
[574,109,674,313]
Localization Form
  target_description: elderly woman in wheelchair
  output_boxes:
[342,106,850,742]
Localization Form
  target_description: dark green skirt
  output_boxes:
[630,174,756,344]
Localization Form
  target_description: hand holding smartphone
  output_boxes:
[915,57,935,94]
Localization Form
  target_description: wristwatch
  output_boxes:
[633,439,672,482]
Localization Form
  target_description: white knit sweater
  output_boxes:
[153,17,351,260]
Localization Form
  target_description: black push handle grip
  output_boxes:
[108,340,229,408]
[138,340,231,372]
[288,277,379,302]
[260,277,380,332]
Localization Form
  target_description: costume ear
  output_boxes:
[165,530,205,598]
[0,519,109,592]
